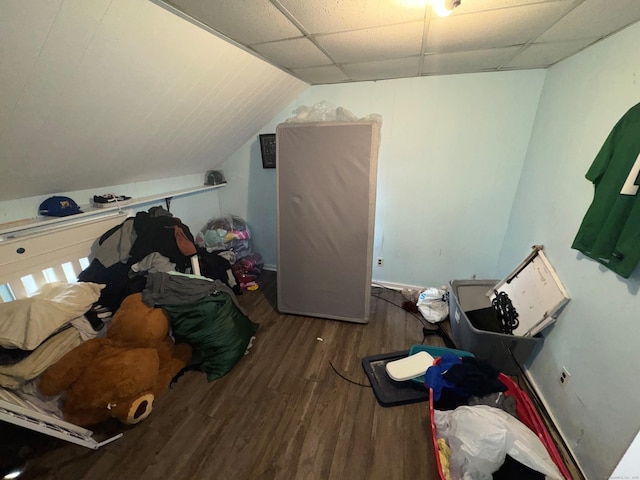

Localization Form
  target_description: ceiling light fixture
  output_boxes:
[432,0,461,17]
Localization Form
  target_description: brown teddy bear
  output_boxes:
[39,293,192,427]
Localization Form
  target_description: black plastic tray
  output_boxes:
[361,350,430,407]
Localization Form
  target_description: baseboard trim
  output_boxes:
[522,368,588,479]
[260,269,427,294]
[371,279,426,291]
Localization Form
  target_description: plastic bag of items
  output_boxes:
[285,100,383,126]
[434,405,563,480]
[417,287,449,324]
[196,215,252,260]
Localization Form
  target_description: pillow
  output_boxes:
[0,282,103,350]
[0,327,83,389]
[162,292,257,381]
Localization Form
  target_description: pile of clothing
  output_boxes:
[195,215,264,291]
[76,206,258,382]
[426,355,564,480]
[78,207,236,314]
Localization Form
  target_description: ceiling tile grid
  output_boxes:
[424,2,574,54]
[315,21,426,64]
[252,37,333,69]
[164,0,302,45]
[276,0,427,33]
[159,0,640,84]
[343,56,422,81]
[290,65,350,84]
[442,0,568,15]
[503,37,597,68]
[536,0,640,42]
[422,46,522,75]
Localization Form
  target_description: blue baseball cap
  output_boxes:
[38,196,83,217]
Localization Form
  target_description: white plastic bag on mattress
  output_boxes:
[285,101,383,125]
[434,405,563,480]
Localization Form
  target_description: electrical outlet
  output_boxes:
[559,366,570,386]
[377,257,384,267]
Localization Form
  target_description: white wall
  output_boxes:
[497,22,640,480]
[218,134,283,270]
[221,71,546,280]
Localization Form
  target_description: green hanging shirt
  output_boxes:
[572,102,640,278]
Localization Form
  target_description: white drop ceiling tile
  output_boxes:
[316,21,424,64]
[536,0,640,42]
[276,0,426,33]
[342,56,420,81]
[290,65,350,84]
[437,0,570,16]
[422,46,521,74]
[504,38,597,68]
[426,2,570,53]
[252,38,332,69]
[164,0,301,44]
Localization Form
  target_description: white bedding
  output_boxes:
[0,282,103,350]
[0,326,84,389]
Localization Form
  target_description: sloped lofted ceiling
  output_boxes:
[2,0,640,203]
[158,0,640,84]
[0,0,308,202]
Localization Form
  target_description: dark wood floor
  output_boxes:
[0,271,582,480]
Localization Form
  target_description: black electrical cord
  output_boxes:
[371,284,436,328]
[327,285,458,385]
[370,293,435,330]
[371,286,457,348]
[328,361,371,388]
[371,285,457,349]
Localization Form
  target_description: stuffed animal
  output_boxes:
[39,293,192,427]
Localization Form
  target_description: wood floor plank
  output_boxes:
[252,381,324,479]
[328,382,377,480]
[142,408,228,479]
[0,271,581,479]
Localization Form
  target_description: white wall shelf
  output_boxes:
[0,183,226,239]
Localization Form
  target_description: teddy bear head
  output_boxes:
[106,293,169,348]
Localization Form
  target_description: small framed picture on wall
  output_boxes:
[259,134,276,168]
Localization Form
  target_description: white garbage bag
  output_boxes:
[434,405,563,480]
[416,287,448,323]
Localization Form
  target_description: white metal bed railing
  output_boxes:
[0,213,129,448]
[0,400,122,449]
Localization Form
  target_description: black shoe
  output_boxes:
[93,194,132,206]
